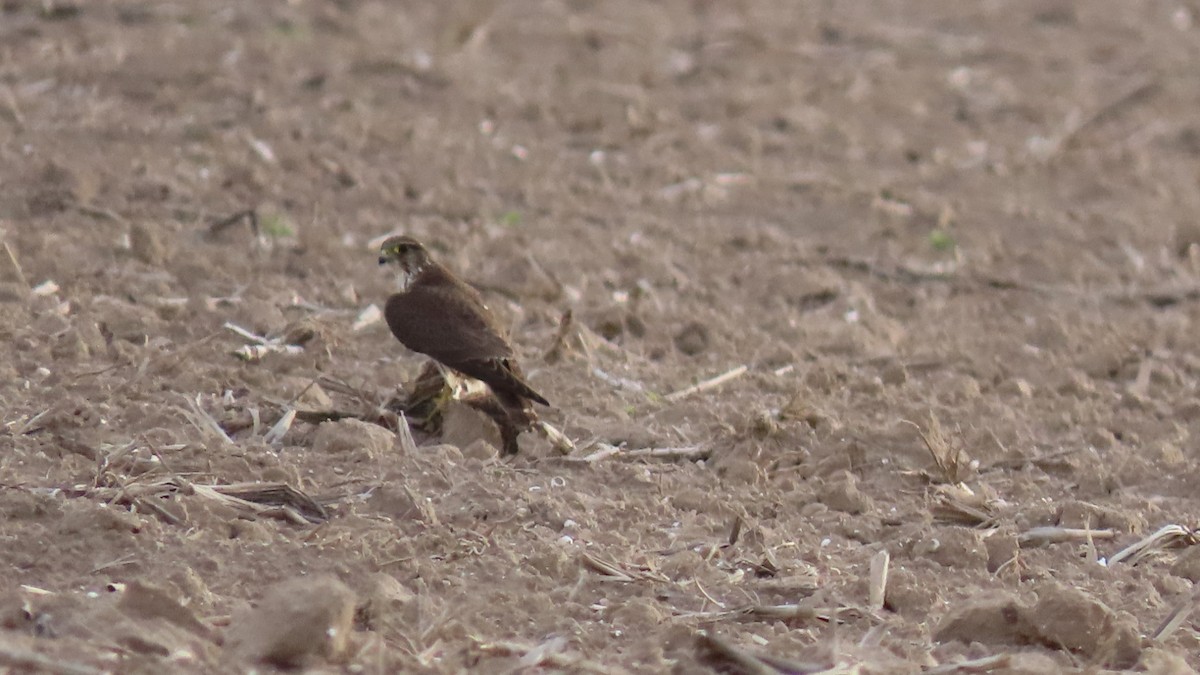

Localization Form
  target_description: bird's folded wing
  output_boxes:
[385,284,513,365]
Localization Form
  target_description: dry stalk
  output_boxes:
[543,308,575,363]
[263,408,295,445]
[867,550,889,612]
[2,240,29,289]
[181,395,233,447]
[473,638,627,675]
[666,364,748,402]
[567,443,709,463]
[696,631,829,675]
[924,653,1012,674]
[1108,524,1199,565]
[352,303,382,331]
[928,485,995,527]
[1152,585,1200,641]
[579,552,664,582]
[903,414,968,484]
[396,412,419,454]
[1017,526,1117,548]
[538,420,576,454]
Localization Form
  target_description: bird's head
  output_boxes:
[378,235,430,290]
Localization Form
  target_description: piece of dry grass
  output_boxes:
[666,364,748,402]
[867,550,889,612]
[472,638,628,675]
[568,443,709,463]
[924,653,1012,674]
[1151,584,1200,641]
[1017,526,1117,548]
[676,603,835,624]
[88,477,327,524]
[696,632,829,675]
[543,308,575,363]
[2,240,29,289]
[903,414,969,484]
[579,552,666,582]
[1108,524,1199,565]
[181,394,234,447]
[928,485,995,527]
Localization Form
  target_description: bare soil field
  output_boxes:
[4,1,1200,672]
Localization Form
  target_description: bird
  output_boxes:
[377,235,548,454]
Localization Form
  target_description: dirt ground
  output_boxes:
[4,1,1200,672]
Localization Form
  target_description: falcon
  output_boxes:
[377,235,548,453]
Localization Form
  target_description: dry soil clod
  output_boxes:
[226,576,356,668]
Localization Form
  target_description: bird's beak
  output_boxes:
[378,256,388,266]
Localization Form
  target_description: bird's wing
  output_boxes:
[385,277,513,366]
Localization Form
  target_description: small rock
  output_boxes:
[1175,221,1200,257]
[1057,500,1144,533]
[673,321,710,356]
[998,378,1033,398]
[1029,583,1140,668]
[984,532,1019,573]
[312,419,394,457]
[366,486,422,521]
[1138,647,1194,675]
[819,471,872,514]
[227,576,356,668]
[883,567,936,617]
[228,519,273,542]
[355,573,414,629]
[1170,546,1200,582]
[130,222,169,266]
[117,581,213,641]
[281,377,333,410]
[461,437,499,461]
[933,591,1032,646]
[441,401,503,452]
[913,527,988,569]
[880,362,908,386]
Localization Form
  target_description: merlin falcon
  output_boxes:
[378,235,549,454]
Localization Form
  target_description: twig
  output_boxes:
[697,632,828,675]
[263,408,295,445]
[473,638,628,675]
[903,415,966,484]
[2,241,29,289]
[538,420,576,454]
[567,444,708,463]
[1152,585,1200,641]
[623,445,708,460]
[696,632,779,675]
[666,365,748,402]
[74,202,126,224]
[181,395,234,447]
[1057,78,1159,154]
[396,412,418,454]
[1017,526,1117,548]
[209,209,259,237]
[678,603,830,623]
[543,308,575,363]
[924,653,1013,674]
[868,550,889,612]
[1108,524,1198,565]
[352,304,382,331]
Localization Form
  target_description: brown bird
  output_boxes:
[378,235,548,453]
